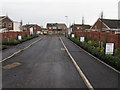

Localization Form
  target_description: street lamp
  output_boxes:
[65,16,68,36]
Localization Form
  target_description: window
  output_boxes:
[49,27,52,29]
[53,27,57,29]
[77,27,79,29]
[34,27,36,30]
[9,23,12,27]
[58,27,62,29]
[2,22,6,27]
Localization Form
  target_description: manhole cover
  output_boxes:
[3,62,22,70]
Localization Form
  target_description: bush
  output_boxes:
[2,35,38,45]
[69,37,120,71]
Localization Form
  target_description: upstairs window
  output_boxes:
[9,23,12,27]
[77,27,79,29]
[49,27,52,29]
[53,27,57,29]
[2,22,6,27]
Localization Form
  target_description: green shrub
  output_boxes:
[69,37,120,71]
[2,35,38,45]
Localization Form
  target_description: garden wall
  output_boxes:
[0,31,30,42]
[73,31,120,48]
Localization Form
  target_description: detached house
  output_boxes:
[91,18,120,34]
[70,24,91,35]
[0,16,14,32]
[22,24,42,35]
[47,23,67,35]
[0,16,22,33]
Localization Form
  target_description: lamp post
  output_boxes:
[99,11,103,48]
[65,16,68,36]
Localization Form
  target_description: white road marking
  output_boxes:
[67,37,120,74]
[60,37,94,90]
[0,38,42,63]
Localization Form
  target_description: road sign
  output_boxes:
[105,43,114,55]
[72,34,75,38]
[18,35,22,40]
[80,37,85,42]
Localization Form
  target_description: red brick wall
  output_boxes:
[0,31,30,42]
[74,31,120,48]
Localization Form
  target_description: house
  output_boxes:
[22,24,42,35]
[42,28,48,35]
[46,23,67,35]
[13,21,22,32]
[91,18,120,34]
[0,16,14,32]
[70,24,91,33]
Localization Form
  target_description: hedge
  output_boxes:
[2,35,39,45]
[69,37,120,71]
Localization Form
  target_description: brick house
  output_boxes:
[22,24,42,35]
[46,23,67,35]
[91,18,120,34]
[0,16,14,32]
[70,24,91,35]
[71,24,91,31]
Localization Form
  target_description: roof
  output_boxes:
[47,23,67,28]
[22,24,37,28]
[71,24,91,29]
[100,19,120,29]
[0,16,6,21]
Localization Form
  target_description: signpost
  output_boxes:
[72,34,75,38]
[80,37,85,42]
[105,43,114,55]
[18,35,22,40]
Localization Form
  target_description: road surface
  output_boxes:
[2,36,120,89]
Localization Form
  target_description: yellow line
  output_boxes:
[67,38,120,74]
[59,37,94,90]
[0,38,42,63]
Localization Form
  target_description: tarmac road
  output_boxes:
[2,36,120,89]
[2,36,87,88]
[61,37,120,89]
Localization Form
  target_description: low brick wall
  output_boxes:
[73,31,120,48]
[0,31,30,42]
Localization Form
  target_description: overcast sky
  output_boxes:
[0,0,120,27]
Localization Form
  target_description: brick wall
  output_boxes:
[73,31,120,48]
[0,31,30,42]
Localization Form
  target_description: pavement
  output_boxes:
[2,36,87,88]
[61,37,120,89]
[1,36,41,60]
[1,36,120,89]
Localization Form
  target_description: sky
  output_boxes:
[0,0,120,27]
